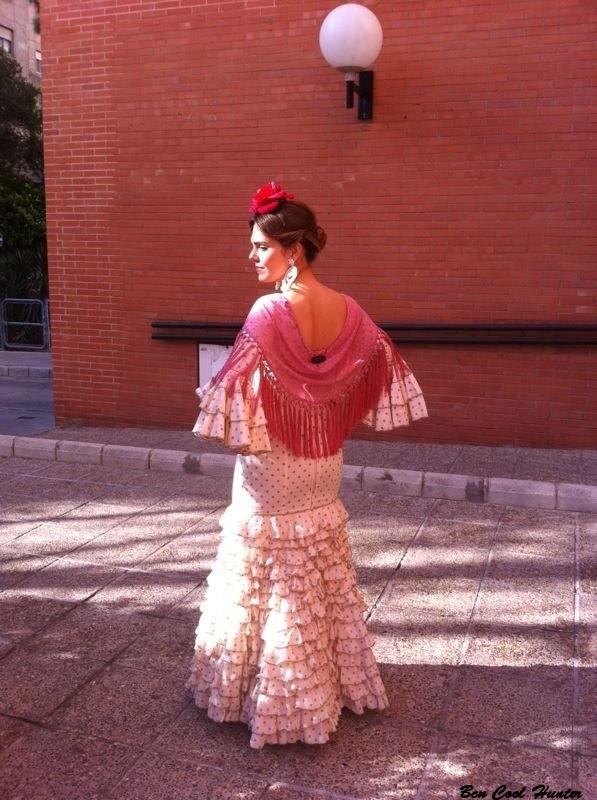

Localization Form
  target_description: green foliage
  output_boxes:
[0,49,43,182]
[0,47,47,300]
[0,241,48,299]
[0,177,45,250]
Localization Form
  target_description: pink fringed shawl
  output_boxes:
[208,292,416,459]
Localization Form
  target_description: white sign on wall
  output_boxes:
[197,343,232,388]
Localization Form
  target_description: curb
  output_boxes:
[1,434,596,513]
[0,366,52,380]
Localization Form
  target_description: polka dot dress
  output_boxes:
[185,434,390,749]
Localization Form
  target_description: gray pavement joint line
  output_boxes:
[363,499,438,625]
[127,504,228,569]
[570,514,581,784]
[0,601,79,665]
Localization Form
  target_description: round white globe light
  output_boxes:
[319,3,383,73]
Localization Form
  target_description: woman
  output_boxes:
[185,181,429,749]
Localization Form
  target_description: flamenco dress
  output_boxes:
[185,292,428,749]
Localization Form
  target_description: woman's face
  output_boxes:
[249,223,293,286]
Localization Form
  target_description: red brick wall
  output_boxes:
[40,0,596,448]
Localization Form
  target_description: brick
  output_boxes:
[39,1,595,450]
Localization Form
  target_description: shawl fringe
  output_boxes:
[258,331,393,459]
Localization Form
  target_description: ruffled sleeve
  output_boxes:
[192,330,273,455]
[361,331,429,430]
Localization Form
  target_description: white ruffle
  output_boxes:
[362,336,428,430]
[185,497,389,749]
[192,339,273,455]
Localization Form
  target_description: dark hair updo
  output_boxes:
[249,199,327,264]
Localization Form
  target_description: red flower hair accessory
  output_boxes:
[249,181,295,214]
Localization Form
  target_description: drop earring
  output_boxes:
[277,260,298,293]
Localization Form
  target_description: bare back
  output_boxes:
[283,286,347,352]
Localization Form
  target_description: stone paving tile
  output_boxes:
[21,604,151,663]
[349,540,411,572]
[577,624,597,667]
[576,755,597,799]
[261,785,353,800]
[28,500,138,536]
[47,663,189,748]
[150,702,292,776]
[86,486,176,513]
[378,664,454,729]
[486,547,574,581]
[24,462,103,481]
[70,525,174,568]
[4,525,106,558]
[346,513,422,544]
[0,548,59,590]
[343,439,432,472]
[575,667,596,757]
[473,575,573,630]
[100,749,269,800]
[463,622,575,667]
[500,505,578,529]
[353,565,388,612]
[378,574,481,619]
[0,593,74,650]
[0,726,139,800]
[341,490,434,521]
[495,518,576,560]
[0,646,106,720]
[0,501,86,542]
[370,614,468,667]
[396,519,494,579]
[0,475,70,499]
[420,730,575,800]
[86,568,201,616]
[12,556,126,603]
[271,715,434,799]
[448,445,520,479]
[165,580,208,620]
[114,615,195,679]
[428,498,504,526]
[442,665,573,750]
[0,456,49,478]
[138,527,221,577]
[0,713,38,751]
[512,450,583,483]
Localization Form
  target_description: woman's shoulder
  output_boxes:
[247,292,281,316]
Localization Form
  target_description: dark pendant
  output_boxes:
[311,353,326,364]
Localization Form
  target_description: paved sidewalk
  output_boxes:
[0,453,594,798]
[0,350,52,380]
[2,423,592,514]
[1,347,595,508]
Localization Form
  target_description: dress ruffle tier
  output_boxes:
[192,336,273,456]
[185,497,390,749]
[361,335,428,430]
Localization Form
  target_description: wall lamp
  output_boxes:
[319,3,383,121]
